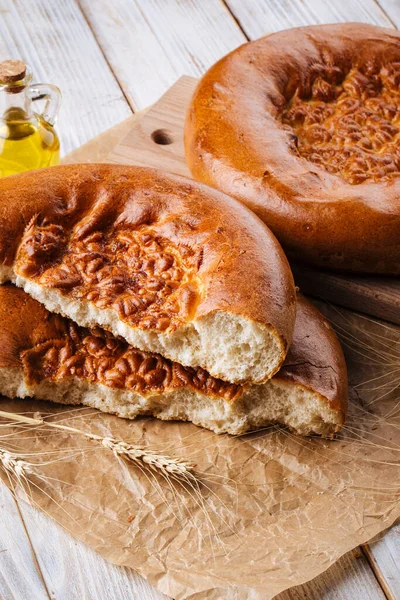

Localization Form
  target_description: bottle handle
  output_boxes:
[29,83,62,126]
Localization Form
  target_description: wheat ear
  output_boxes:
[0,410,196,482]
[0,448,33,480]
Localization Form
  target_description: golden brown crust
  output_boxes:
[276,295,348,418]
[185,23,400,274]
[0,285,347,419]
[0,163,296,359]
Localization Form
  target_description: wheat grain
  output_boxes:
[0,410,196,482]
[101,438,194,478]
[0,448,33,479]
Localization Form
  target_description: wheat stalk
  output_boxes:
[0,409,196,482]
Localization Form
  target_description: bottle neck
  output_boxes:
[0,85,33,122]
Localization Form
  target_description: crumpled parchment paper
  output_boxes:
[0,120,399,599]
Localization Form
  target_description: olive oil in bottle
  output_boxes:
[0,60,61,177]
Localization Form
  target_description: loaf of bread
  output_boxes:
[185,23,400,274]
[0,286,347,436]
[0,164,296,385]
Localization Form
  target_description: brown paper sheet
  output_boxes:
[0,126,398,600]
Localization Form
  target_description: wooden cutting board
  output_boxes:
[91,75,398,325]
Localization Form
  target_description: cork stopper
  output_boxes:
[0,60,27,83]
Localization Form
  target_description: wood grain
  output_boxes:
[0,0,132,155]
[376,0,400,27]
[108,76,193,176]
[224,0,393,39]
[0,487,50,600]
[276,548,386,600]
[63,113,142,165]
[364,526,400,600]
[291,265,400,326]
[78,0,246,110]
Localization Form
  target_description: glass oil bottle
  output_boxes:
[0,59,61,177]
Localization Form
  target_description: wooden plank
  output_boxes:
[0,487,50,600]
[376,0,400,27]
[0,0,132,155]
[291,265,400,326]
[363,524,400,600]
[108,76,193,176]
[63,113,142,165]
[78,0,246,111]
[276,549,386,600]
[224,0,394,40]
[16,499,167,600]
[108,75,400,326]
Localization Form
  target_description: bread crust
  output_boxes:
[276,295,347,419]
[185,23,400,274]
[0,164,296,382]
[0,285,347,426]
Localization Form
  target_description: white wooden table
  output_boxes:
[0,1,399,598]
